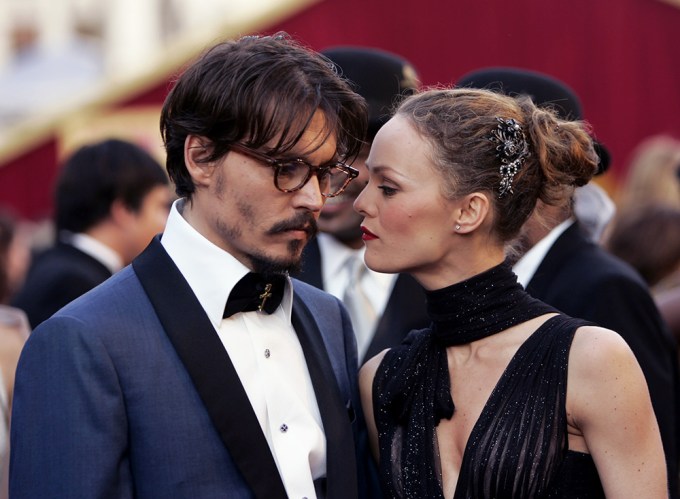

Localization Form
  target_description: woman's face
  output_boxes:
[354,115,460,283]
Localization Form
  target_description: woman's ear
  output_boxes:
[184,135,216,186]
[453,192,490,234]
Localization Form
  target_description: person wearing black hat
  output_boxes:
[296,46,429,366]
[458,67,680,498]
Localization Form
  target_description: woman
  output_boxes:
[355,88,667,498]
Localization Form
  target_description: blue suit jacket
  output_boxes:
[10,238,361,499]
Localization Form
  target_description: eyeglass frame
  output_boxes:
[228,142,359,198]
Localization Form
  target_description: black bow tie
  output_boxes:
[223,273,286,318]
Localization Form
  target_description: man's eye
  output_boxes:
[278,161,303,178]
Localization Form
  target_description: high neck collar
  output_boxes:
[426,260,555,346]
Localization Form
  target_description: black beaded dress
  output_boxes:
[372,261,605,498]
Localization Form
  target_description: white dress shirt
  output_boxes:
[161,200,325,499]
[513,218,575,288]
[316,233,396,357]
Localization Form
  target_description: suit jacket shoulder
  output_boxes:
[12,259,294,498]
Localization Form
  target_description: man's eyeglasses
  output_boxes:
[229,143,359,198]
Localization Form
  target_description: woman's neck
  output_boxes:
[426,259,556,346]
[415,250,506,291]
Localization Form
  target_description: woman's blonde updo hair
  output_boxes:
[395,87,599,242]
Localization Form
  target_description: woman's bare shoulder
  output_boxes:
[569,325,638,375]
[360,349,390,385]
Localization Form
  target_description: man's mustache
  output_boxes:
[268,212,318,238]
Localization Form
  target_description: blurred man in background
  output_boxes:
[12,138,171,328]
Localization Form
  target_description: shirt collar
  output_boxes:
[65,232,123,273]
[513,218,574,288]
[161,199,293,329]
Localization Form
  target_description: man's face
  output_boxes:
[186,110,337,273]
[317,145,369,248]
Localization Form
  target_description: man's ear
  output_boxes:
[184,135,216,186]
[453,192,490,234]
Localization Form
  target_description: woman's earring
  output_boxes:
[455,224,461,231]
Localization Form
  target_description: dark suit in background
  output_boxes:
[525,222,680,497]
[11,242,112,328]
[298,238,429,363]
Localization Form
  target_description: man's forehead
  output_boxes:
[269,110,339,159]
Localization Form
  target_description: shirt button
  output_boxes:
[264,349,271,358]
[280,423,288,433]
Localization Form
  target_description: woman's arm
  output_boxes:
[359,350,388,462]
[568,325,668,498]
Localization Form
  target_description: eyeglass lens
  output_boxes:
[276,161,350,197]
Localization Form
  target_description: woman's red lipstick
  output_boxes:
[361,226,378,240]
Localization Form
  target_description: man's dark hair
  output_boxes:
[160,32,367,198]
[55,139,169,233]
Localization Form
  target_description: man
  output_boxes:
[10,34,367,498]
[297,47,429,365]
[458,67,680,498]
[11,138,172,328]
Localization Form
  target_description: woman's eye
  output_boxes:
[378,185,397,197]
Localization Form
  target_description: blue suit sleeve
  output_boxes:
[9,315,132,499]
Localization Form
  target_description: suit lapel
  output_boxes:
[291,294,358,499]
[132,237,287,499]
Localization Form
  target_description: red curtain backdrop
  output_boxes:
[268,0,680,182]
[1,0,679,219]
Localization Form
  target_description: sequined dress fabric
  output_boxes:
[372,261,605,498]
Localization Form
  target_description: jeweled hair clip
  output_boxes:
[488,117,530,197]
